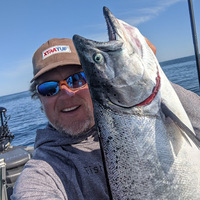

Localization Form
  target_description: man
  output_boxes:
[11,38,200,200]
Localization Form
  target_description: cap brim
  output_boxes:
[30,60,81,82]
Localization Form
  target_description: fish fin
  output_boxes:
[161,102,200,149]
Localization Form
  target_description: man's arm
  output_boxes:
[171,82,200,139]
[11,159,68,200]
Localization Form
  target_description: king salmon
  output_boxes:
[73,7,200,200]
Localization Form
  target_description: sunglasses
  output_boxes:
[36,72,87,96]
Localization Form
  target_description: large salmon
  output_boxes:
[73,7,200,200]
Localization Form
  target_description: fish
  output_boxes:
[73,7,200,200]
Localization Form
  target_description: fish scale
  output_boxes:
[96,107,153,199]
[95,102,200,199]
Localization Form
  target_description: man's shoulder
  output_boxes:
[171,82,200,138]
[171,82,200,100]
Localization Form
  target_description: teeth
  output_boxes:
[62,106,79,112]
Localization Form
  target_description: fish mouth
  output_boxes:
[135,70,160,107]
[103,7,117,41]
[103,7,160,107]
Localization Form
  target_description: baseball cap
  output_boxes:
[31,38,81,82]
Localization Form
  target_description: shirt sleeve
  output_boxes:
[11,159,68,200]
[171,82,200,139]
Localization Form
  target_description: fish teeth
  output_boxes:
[62,106,79,112]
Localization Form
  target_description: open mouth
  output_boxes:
[103,7,117,41]
[103,7,161,108]
[135,70,160,107]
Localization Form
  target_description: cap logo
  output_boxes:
[42,45,71,59]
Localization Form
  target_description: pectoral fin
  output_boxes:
[161,102,200,149]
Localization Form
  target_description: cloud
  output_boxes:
[138,0,184,14]
[125,15,153,26]
[122,0,185,25]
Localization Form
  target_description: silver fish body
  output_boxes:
[73,7,200,200]
[95,104,200,200]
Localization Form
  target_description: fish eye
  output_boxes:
[93,53,104,64]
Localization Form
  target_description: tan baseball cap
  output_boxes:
[31,38,81,82]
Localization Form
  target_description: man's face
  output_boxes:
[38,65,95,136]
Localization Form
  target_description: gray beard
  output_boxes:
[50,116,93,138]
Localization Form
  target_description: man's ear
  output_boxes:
[40,103,44,112]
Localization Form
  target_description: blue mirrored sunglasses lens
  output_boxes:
[67,72,87,88]
[37,72,87,96]
[38,82,59,96]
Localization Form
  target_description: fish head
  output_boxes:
[73,7,160,111]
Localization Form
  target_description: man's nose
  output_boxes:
[59,80,75,96]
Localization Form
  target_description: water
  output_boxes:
[0,55,199,147]
[0,91,47,146]
[160,55,200,94]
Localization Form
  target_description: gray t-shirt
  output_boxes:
[11,83,200,200]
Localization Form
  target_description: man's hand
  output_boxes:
[145,37,156,55]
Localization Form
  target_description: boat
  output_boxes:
[0,107,34,200]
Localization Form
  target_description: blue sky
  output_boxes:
[0,0,200,96]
